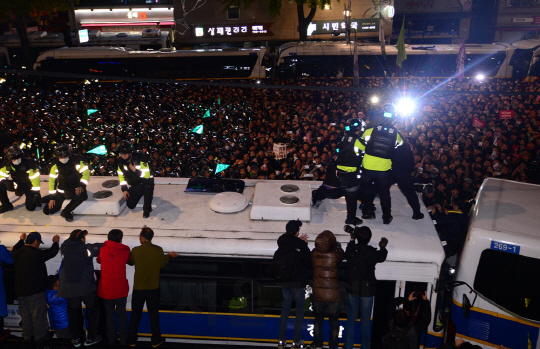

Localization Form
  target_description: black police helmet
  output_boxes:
[381,103,397,122]
[345,118,363,133]
[5,145,24,161]
[114,140,133,154]
[54,144,71,158]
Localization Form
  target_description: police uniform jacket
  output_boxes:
[48,156,90,195]
[0,158,41,192]
[117,152,153,192]
[360,125,403,171]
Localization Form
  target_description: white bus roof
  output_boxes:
[278,41,510,57]
[471,178,540,241]
[35,46,266,62]
[0,177,444,283]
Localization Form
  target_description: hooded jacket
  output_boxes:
[345,241,387,297]
[312,230,344,302]
[58,239,102,298]
[97,240,130,299]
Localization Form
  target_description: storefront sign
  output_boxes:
[512,18,534,23]
[499,110,514,120]
[193,24,273,38]
[75,8,173,26]
[308,18,379,36]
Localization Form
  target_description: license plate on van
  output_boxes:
[491,240,520,254]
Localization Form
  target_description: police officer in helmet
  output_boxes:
[359,104,403,224]
[0,145,42,213]
[115,141,154,218]
[335,118,365,226]
[44,144,90,222]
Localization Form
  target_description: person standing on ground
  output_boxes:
[58,229,103,347]
[276,220,311,349]
[343,226,388,349]
[97,229,130,346]
[46,275,71,339]
[0,243,13,341]
[12,231,60,343]
[128,227,178,347]
[311,230,345,349]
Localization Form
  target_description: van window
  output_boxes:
[474,249,540,321]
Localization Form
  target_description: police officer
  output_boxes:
[336,118,365,226]
[0,145,42,213]
[359,104,403,224]
[392,140,424,220]
[43,144,90,222]
[115,141,154,218]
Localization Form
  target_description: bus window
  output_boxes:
[159,257,283,314]
[474,249,540,322]
[465,53,506,77]
[511,48,539,79]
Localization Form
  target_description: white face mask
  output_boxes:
[12,158,21,165]
[59,158,69,164]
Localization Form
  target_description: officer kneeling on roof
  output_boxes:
[0,145,42,213]
[43,144,90,222]
[115,141,155,218]
[335,118,365,226]
[359,104,403,225]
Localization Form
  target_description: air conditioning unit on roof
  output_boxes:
[142,29,161,37]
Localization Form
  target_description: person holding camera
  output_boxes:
[343,226,388,349]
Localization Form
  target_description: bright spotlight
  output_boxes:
[370,96,380,104]
[476,73,485,81]
[396,98,416,116]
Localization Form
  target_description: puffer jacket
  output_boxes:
[312,230,344,302]
[97,240,130,299]
[277,233,312,288]
[46,289,69,330]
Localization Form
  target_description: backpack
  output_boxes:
[272,247,297,282]
[382,327,411,349]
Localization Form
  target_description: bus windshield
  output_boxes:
[474,249,540,322]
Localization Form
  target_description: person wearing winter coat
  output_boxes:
[343,226,388,349]
[0,243,13,340]
[12,231,60,343]
[276,220,311,349]
[311,230,345,349]
[58,229,102,347]
[45,275,70,339]
[97,229,130,346]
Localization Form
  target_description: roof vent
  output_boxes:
[209,192,248,213]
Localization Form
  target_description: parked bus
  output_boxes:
[276,40,540,80]
[447,178,540,348]
[0,31,169,67]
[0,176,444,347]
[33,46,267,80]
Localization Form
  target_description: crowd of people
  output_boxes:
[3,227,177,347]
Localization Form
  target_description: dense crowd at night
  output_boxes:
[1,75,539,208]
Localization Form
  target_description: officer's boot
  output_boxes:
[0,184,13,213]
[61,197,84,222]
[142,184,154,218]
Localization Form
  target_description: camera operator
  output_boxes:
[343,226,388,349]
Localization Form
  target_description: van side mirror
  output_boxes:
[462,294,471,318]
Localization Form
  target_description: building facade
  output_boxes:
[495,0,540,43]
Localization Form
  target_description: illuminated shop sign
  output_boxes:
[75,8,173,25]
[308,18,379,35]
[193,23,273,38]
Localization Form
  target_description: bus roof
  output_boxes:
[278,41,510,57]
[35,46,266,62]
[0,177,444,283]
[471,178,540,241]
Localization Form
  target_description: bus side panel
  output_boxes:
[451,300,540,348]
[137,311,360,344]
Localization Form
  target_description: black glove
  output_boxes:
[379,237,388,248]
[33,192,42,208]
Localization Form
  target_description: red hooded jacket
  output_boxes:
[97,240,130,299]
